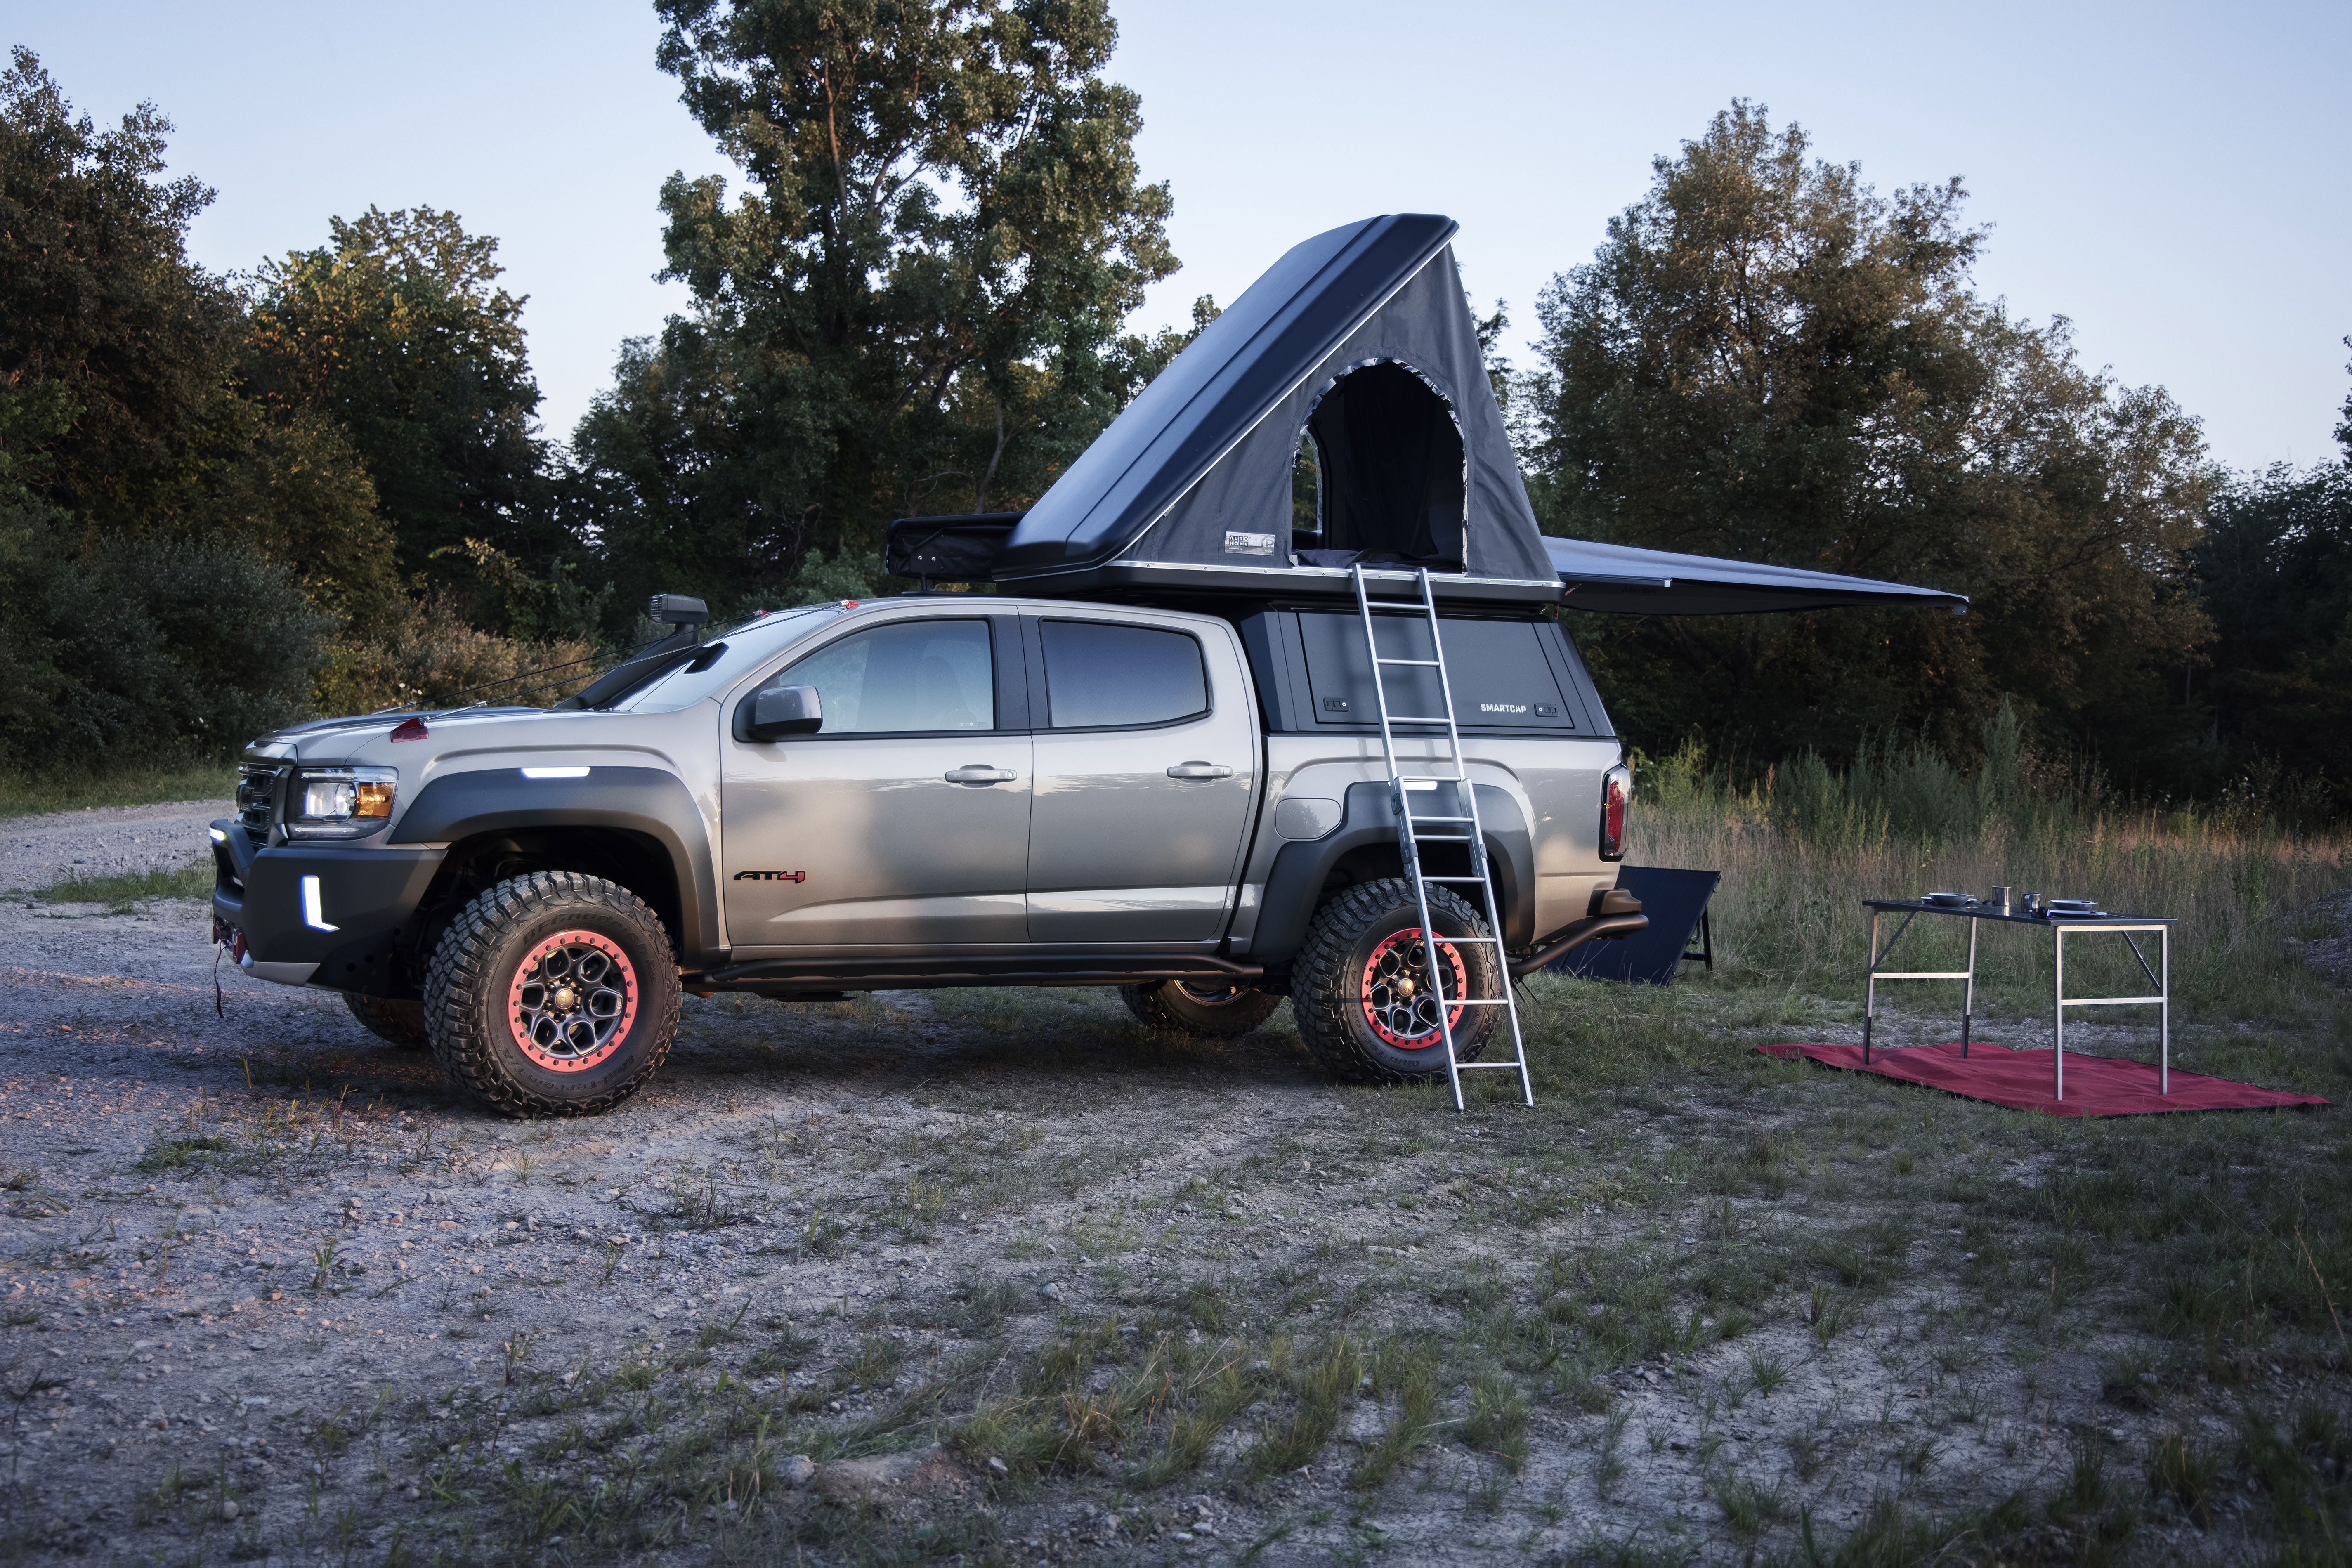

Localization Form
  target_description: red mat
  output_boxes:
[1757,1041,2330,1117]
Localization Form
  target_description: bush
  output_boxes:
[0,505,331,767]
[313,590,596,717]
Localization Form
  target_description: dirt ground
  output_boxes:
[0,817,2343,1565]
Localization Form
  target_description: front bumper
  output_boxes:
[210,821,445,994]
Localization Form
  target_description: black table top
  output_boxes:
[1862,897,2176,926]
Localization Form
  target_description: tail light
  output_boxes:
[1599,764,1632,861]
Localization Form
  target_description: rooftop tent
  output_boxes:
[1546,537,1969,616]
[990,214,1558,601]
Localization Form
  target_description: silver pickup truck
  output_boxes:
[212,586,1641,1117]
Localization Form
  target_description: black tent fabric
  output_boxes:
[1546,537,1968,616]
[992,215,1556,590]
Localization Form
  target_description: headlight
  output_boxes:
[287,767,397,838]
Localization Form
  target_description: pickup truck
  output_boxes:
[210,589,1643,1117]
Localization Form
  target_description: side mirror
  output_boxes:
[738,683,823,742]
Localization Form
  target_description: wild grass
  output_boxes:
[33,859,213,908]
[1628,721,2348,1024]
[0,760,236,819]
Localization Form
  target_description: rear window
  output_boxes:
[1040,620,1208,729]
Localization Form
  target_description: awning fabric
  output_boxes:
[991,214,1556,590]
[1547,537,1968,616]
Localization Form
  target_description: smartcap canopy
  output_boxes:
[1547,537,1968,616]
[992,214,1557,593]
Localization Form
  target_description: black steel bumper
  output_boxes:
[210,821,445,994]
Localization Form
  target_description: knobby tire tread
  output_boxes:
[424,871,678,1118]
[1117,981,1285,1038]
[342,992,429,1049]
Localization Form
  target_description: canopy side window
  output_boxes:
[1293,361,1466,568]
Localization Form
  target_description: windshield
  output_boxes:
[616,605,842,712]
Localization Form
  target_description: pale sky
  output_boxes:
[19,1,2347,473]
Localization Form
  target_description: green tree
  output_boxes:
[1519,101,2213,783]
[0,46,237,529]
[2196,460,2352,818]
[569,0,1178,610]
[245,206,556,597]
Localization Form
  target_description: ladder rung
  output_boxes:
[1436,998,1511,1007]
[1408,815,1474,823]
[1376,657,1443,666]
[1411,834,1470,843]
[1455,1060,1526,1068]
[1383,716,1451,724]
[1398,775,1467,783]
[1420,875,1490,883]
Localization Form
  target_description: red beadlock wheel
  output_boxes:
[507,930,638,1072]
[1359,927,1469,1049]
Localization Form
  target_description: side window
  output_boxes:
[1040,620,1207,729]
[779,619,993,733]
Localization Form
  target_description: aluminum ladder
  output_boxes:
[1349,564,1535,1110]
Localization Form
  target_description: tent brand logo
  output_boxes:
[732,870,806,883]
[1223,531,1278,556]
[1481,703,1529,714]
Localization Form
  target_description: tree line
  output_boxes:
[2,19,2344,817]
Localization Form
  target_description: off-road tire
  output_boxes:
[423,871,680,1117]
[341,992,429,1049]
[1292,878,1500,1084]
[1119,979,1286,1037]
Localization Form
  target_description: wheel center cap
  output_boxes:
[1395,976,1416,998]
[553,985,579,1011]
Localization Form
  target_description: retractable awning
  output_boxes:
[1546,537,1967,616]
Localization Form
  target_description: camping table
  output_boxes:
[1861,899,2178,1102]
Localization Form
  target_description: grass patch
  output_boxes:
[0,760,236,819]
[35,859,212,908]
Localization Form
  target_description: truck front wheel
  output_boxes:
[1292,878,1499,1084]
[423,872,680,1117]
[1119,979,1285,1038]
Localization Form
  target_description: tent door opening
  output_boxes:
[1292,361,1466,568]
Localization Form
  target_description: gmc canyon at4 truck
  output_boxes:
[210,213,1960,1117]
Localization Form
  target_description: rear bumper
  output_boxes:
[1509,888,1647,978]
[210,821,444,994]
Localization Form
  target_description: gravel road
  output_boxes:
[0,799,229,893]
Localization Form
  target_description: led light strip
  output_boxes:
[301,875,339,932]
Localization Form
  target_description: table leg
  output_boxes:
[1864,910,1879,1064]
[1962,917,1977,1058]
[2053,926,2064,1103]
[2161,928,2170,1096]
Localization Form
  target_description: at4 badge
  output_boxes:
[732,870,807,882]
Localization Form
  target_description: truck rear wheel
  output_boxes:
[342,992,429,1049]
[423,871,679,1117]
[1292,878,1499,1084]
[1119,979,1285,1038]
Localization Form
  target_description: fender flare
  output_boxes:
[390,766,720,964]
[1252,779,1532,966]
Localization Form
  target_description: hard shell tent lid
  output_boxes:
[990,213,1558,600]
[1547,536,1969,616]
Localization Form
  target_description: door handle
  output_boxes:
[944,765,1018,784]
[1166,762,1233,781]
